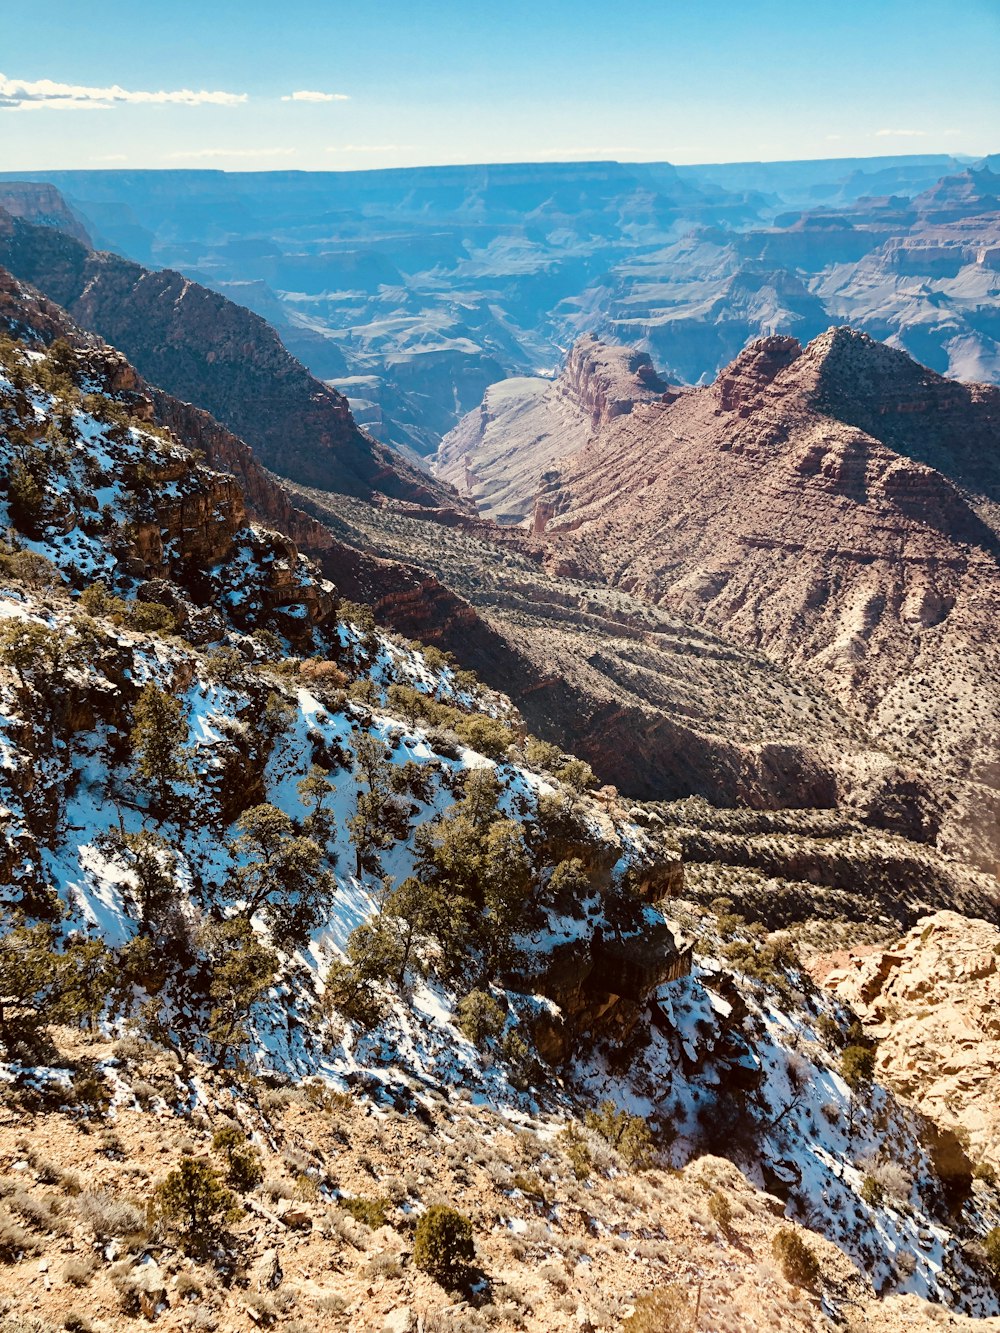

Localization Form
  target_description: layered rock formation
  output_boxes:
[292,483,880,812]
[436,335,673,523]
[568,165,1000,388]
[815,911,1000,1175]
[0,205,460,507]
[0,180,92,246]
[450,331,1000,867]
[5,155,988,456]
[0,266,334,559]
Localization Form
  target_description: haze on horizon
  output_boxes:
[1,0,998,173]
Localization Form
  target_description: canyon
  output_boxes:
[0,159,999,1331]
[2,154,995,456]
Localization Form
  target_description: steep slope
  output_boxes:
[0,265,337,560]
[287,484,885,813]
[0,261,857,815]
[3,327,1000,1330]
[0,205,460,507]
[455,331,1000,868]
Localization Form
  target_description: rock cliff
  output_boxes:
[0,180,92,246]
[0,205,461,508]
[436,335,674,524]
[816,911,1000,1177]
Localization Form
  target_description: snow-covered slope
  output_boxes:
[1,327,999,1329]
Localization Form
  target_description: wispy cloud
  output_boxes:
[326,144,411,153]
[282,90,349,103]
[0,72,246,111]
[165,147,297,160]
[874,128,927,138]
[91,153,128,162]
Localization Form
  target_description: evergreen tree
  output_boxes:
[297,764,337,848]
[547,857,591,913]
[0,620,63,690]
[346,875,429,990]
[6,453,47,537]
[413,1205,475,1288]
[224,803,335,950]
[152,1158,241,1257]
[96,828,177,935]
[0,917,114,1053]
[212,1124,263,1192]
[130,684,192,817]
[347,734,404,876]
[199,916,278,1068]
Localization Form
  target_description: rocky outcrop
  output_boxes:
[0,206,462,508]
[815,911,1000,1179]
[436,337,675,524]
[519,913,692,1063]
[149,391,337,557]
[0,181,92,247]
[559,334,673,428]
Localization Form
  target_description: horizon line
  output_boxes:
[0,149,993,178]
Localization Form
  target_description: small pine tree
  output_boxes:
[453,715,514,761]
[840,1044,876,1090]
[558,1123,592,1181]
[225,803,335,950]
[0,917,114,1055]
[557,757,598,791]
[97,828,176,934]
[7,455,47,536]
[200,917,278,1068]
[771,1227,819,1287]
[297,764,337,847]
[130,683,192,816]
[347,733,402,875]
[413,1205,474,1288]
[547,857,591,913]
[585,1100,654,1170]
[212,1124,263,1192]
[456,990,506,1048]
[523,737,563,771]
[0,620,63,690]
[982,1226,1000,1275]
[152,1158,241,1257]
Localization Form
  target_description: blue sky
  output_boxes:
[1,0,997,170]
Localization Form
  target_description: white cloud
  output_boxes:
[91,153,128,162]
[875,128,927,138]
[164,147,297,160]
[0,72,246,111]
[327,144,411,153]
[282,90,349,103]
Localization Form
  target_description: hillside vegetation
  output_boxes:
[0,307,999,1332]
